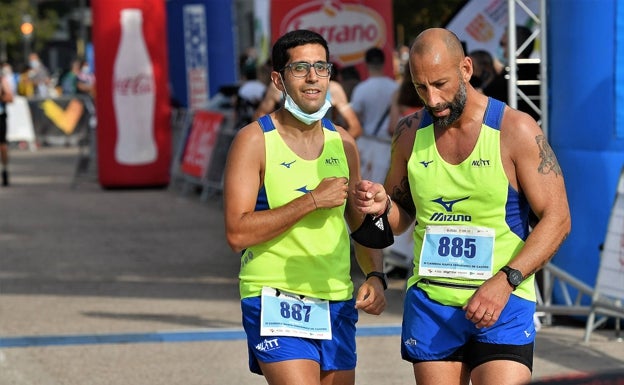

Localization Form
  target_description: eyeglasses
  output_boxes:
[282,61,333,78]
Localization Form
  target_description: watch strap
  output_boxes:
[500,265,522,290]
[366,271,387,290]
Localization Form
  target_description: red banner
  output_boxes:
[270,0,395,79]
[92,0,171,187]
[180,111,224,179]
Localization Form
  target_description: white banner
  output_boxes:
[595,167,624,301]
[445,0,540,58]
[6,96,36,145]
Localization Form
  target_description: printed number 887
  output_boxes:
[280,302,312,322]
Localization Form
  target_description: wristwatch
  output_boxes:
[366,271,388,290]
[500,266,523,290]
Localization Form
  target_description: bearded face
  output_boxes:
[427,77,467,129]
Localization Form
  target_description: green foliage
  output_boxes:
[393,0,467,46]
[0,0,59,63]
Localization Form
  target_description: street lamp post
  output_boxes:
[78,0,87,57]
[21,14,34,62]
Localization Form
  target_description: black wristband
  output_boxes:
[374,196,392,218]
[366,271,387,290]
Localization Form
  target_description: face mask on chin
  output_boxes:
[280,74,331,125]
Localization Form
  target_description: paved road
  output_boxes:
[0,147,622,385]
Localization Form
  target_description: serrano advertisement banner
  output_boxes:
[92,0,171,188]
[270,0,395,79]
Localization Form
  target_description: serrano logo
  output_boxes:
[280,2,387,66]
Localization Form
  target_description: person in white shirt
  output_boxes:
[350,47,399,138]
[350,47,399,183]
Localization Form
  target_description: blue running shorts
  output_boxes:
[241,296,358,375]
[401,284,535,371]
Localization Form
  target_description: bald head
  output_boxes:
[410,28,465,65]
[408,28,472,128]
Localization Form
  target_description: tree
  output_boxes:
[393,0,467,47]
[0,0,58,64]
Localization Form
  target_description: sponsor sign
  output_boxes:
[180,110,224,179]
[92,0,171,187]
[445,0,540,57]
[183,4,209,110]
[595,167,624,301]
[271,0,395,78]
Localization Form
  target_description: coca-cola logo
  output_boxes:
[280,1,387,66]
[114,73,153,95]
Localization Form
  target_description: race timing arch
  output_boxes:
[548,0,624,294]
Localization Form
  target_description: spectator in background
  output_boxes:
[350,46,398,183]
[328,63,362,139]
[60,59,95,100]
[76,59,95,98]
[238,65,266,107]
[490,25,541,122]
[350,47,398,138]
[235,50,267,129]
[17,64,34,98]
[387,63,424,136]
[1,63,17,95]
[60,59,81,95]
[0,64,14,186]
[28,53,51,98]
[468,50,500,96]
[337,65,361,101]
[396,45,411,81]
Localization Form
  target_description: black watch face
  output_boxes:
[508,270,523,286]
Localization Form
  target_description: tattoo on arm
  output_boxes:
[390,117,418,219]
[392,113,420,145]
[391,177,416,218]
[536,135,562,176]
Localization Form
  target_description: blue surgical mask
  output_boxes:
[280,75,331,125]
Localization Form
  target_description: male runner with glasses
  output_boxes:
[223,29,387,385]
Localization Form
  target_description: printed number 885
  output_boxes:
[438,237,476,258]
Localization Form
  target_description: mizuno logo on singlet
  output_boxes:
[296,186,312,194]
[430,213,472,222]
[420,160,434,167]
[430,196,472,222]
[431,196,470,212]
[281,160,296,168]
